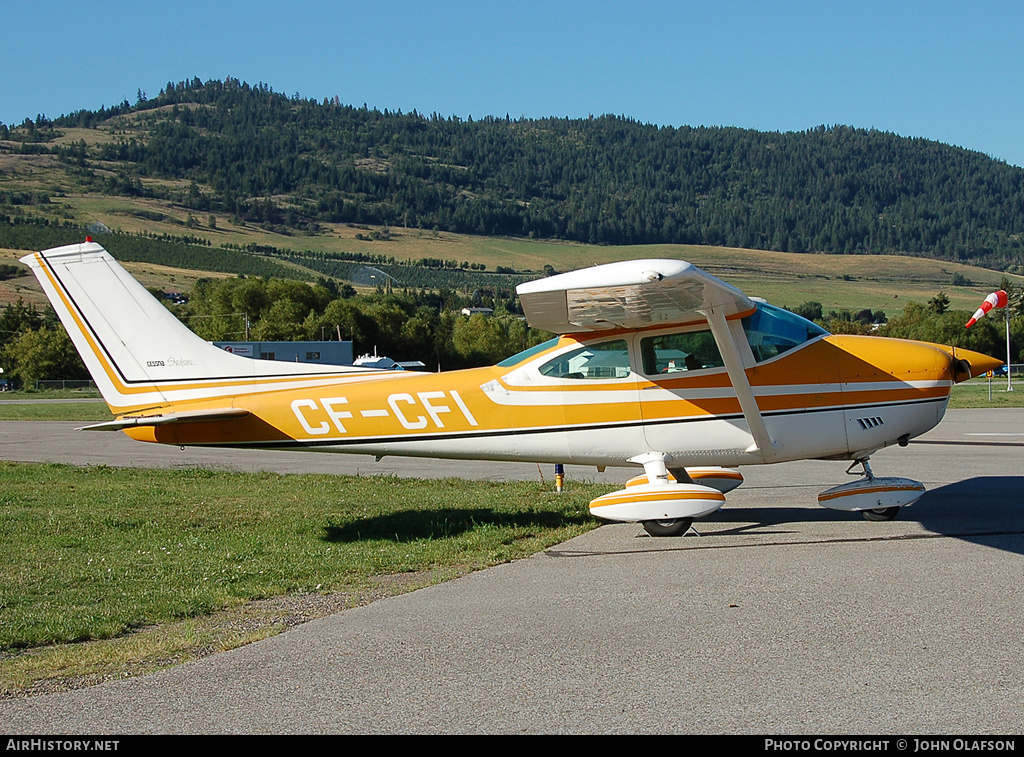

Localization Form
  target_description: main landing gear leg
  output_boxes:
[588,452,724,537]
[632,453,693,536]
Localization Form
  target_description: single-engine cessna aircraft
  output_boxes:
[22,240,1001,536]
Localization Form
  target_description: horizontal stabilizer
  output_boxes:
[79,407,251,431]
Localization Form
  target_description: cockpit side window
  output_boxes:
[742,303,829,363]
[539,339,632,379]
[640,329,725,375]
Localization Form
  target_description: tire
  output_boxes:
[642,517,693,537]
[862,506,900,522]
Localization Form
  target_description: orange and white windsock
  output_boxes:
[965,290,1008,328]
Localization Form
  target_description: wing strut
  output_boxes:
[703,307,780,461]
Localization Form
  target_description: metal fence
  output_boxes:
[34,380,98,391]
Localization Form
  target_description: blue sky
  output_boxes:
[5,1,1024,165]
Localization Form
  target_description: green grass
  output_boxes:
[0,388,109,422]
[948,377,1024,408]
[0,462,604,693]
[0,402,112,421]
[0,388,102,399]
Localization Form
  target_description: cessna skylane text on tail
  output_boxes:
[22,240,1001,536]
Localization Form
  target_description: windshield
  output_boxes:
[742,303,828,362]
[496,337,560,368]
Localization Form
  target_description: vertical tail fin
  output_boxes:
[21,240,359,413]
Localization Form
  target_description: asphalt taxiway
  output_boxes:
[1,408,1022,733]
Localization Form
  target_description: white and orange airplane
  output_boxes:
[22,240,1001,536]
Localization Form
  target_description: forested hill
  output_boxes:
[11,76,1024,270]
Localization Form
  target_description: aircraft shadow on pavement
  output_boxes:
[322,507,590,542]
[911,476,1024,554]
[319,478,1023,555]
[705,476,1024,556]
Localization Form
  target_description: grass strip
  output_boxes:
[0,402,113,421]
[948,378,1024,408]
[0,462,605,695]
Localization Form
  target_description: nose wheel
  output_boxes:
[851,460,902,521]
[817,457,925,519]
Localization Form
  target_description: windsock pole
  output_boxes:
[1006,307,1013,391]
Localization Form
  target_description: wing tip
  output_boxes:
[22,240,107,267]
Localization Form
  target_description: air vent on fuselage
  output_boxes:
[855,416,885,430]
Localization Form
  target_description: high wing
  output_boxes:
[517,259,776,457]
[516,259,755,334]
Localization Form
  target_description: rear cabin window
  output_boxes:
[640,329,724,375]
[539,339,632,379]
[742,303,828,362]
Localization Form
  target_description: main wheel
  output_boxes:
[642,517,693,537]
[862,506,900,522]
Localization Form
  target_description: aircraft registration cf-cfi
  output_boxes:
[23,240,1002,536]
